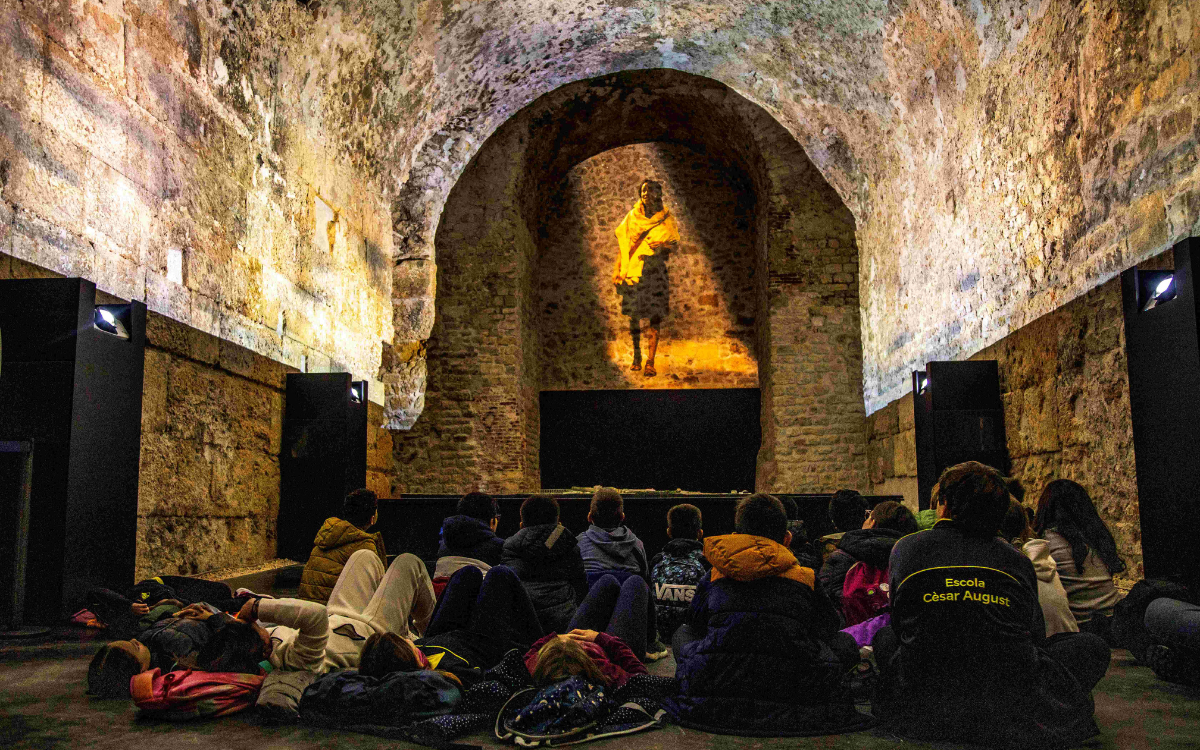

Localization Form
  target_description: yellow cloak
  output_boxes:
[613,200,680,284]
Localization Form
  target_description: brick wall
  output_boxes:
[867,275,1142,581]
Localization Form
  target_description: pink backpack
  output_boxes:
[841,561,890,627]
[131,668,264,720]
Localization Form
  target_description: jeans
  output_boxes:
[568,574,648,661]
[426,565,543,647]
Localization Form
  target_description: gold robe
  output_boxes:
[613,200,680,284]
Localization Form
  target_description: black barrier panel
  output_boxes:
[376,493,904,566]
[539,389,761,493]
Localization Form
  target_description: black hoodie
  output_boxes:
[500,523,588,634]
[437,515,505,566]
[818,527,904,607]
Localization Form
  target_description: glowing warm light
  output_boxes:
[1155,277,1173,296]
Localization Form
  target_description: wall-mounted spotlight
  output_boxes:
[1139,271,1177,312]
[912,370,929,395]
[349,381,366,404]
[94,305,132,340]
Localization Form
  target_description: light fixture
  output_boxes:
[349,380,366,404]
[912,370,929,396]
[93,305,131,339]
[1140,271,1177,312]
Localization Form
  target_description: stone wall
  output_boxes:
[537,143,757,389]
[2,251,395,578]
[0,0,393,405]
[392,73,868,495]
[867,275,1142,581]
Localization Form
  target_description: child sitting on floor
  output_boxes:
[501,496,588,634]
[668,493,869,736]
[649,503,709,643]
[298,488,388,605]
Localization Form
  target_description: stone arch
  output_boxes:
[390,69,867,494]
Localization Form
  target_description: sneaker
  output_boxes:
[644,639,669,662]
[1145,644,1197,686]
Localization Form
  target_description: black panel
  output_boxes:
[379,493,904,565]
[0,441,34,629]
[279,373,367,560]
[538,389,761,493]
[1121,238,1200,584]
[0,279,145,622]
[913,361,1009,509]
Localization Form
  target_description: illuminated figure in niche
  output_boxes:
[612,179,680,377]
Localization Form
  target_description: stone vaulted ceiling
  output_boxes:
[264,0,1197,426]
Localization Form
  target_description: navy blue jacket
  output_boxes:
[501,524,587,634]
[879,519,1099,748]
[437,515,505,566]
[666,534,871,735]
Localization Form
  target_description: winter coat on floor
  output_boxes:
[1023,538,1079,637]
[667,533,872,736]
[297,518,387,604]
[818,528,903,610]
[577,525,649,580]
[501,524,588,634]
[878,519,1099,749]
[524,633,647,689]
[437,515,505,567]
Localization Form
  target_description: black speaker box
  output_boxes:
[278,373,368,560]
[1121,237,1200,584]
[913,360,1009,509]
[0,278,146,622]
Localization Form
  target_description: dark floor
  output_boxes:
[2,567,1198,749]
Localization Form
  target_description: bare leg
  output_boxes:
[629,320,642,371]
[644,323,658,376]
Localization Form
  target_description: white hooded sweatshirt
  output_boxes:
[1023,538,1079,637]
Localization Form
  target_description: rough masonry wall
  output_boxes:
[360,0,1198,433]
[0,0,393,405]
[390,128,542,495]
[1,253,395,578]
[537,143,757,390]
[867,275,1141,581]
[392,74,868,494]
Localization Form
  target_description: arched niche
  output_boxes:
[391,69,867,495]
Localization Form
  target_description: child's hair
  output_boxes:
[457,492,499,523]
[590,487,624,528]
[1035,479,1125,575]
[199,614,269,673]
[360,632,422,677]
[87,642,143,698]
[532,636,610,687]
[936,462,1010,535]
[1000,498,1031,543]
[359,632,460,686]
[869,501,918,535]
[343,488,378,529]
[778,496,800,521]
[735,493,788,543]
[1005,476,1026,503]
[521,495,560,527]
[667,503,702,540]
[828,490,868,532]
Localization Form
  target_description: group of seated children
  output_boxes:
[87,470,1154,747]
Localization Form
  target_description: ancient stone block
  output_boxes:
[0,7,46,119]
[210,446,279,518]
[893,429,917,478]
[137,432,211,516]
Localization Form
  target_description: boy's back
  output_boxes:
[650,538,708,641]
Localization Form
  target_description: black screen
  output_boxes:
[539,389,761,492]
